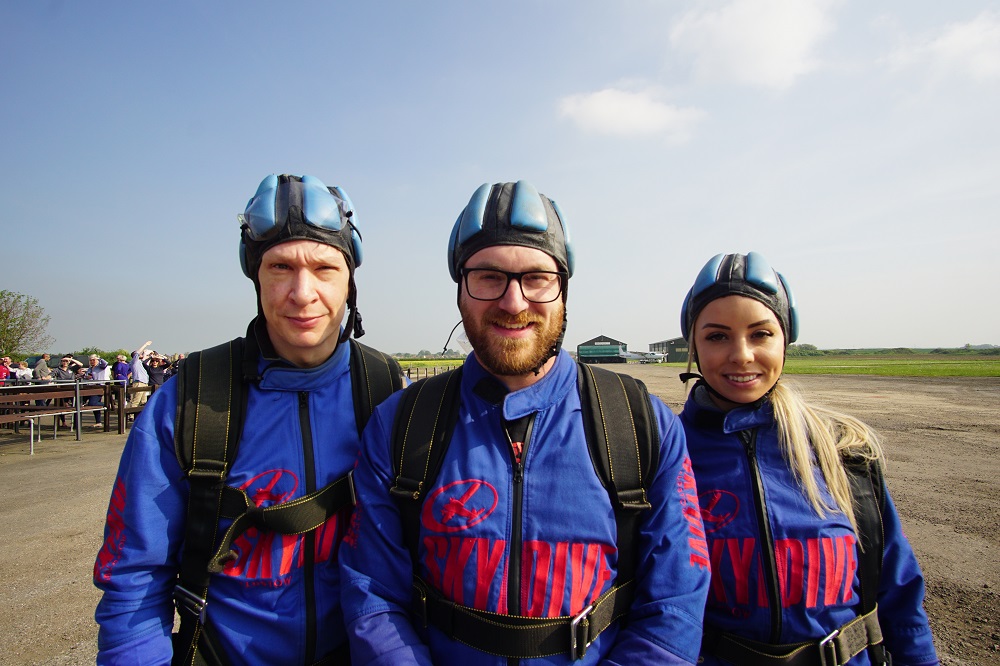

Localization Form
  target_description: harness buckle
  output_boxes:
[569,604,594,660]
[818,628,840,666]
[347,469,357,506]
[411,581,428,629]
[173,585,208,624]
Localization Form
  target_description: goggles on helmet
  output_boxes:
[680,251,798,344]
[239,174,357,243]
[448,180,574,283]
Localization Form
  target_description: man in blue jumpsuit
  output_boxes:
[340,181,711,664]
[94,174,396,665]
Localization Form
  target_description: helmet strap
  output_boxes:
[529,307,567,376]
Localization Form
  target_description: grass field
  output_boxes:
[399,355,1000,377]
[781,354,1000,377]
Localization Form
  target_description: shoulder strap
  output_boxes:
[349,339,403,436]
[172,337,247,665]
[576,362,660,583]
[844,456,891,664]
[844,457,885,613]
[389,368,463,564]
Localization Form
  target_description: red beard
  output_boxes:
[461,302,565,378]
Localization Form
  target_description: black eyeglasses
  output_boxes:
[462,268,567,303]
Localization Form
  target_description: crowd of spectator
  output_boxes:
[0,344,187,428]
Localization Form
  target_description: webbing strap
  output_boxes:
[206,472,357,572]
[390,368,463,566]
[349,339,403,434]
[846,459,884,613]
[577,363,659,584]
[412,577,636,660]
[846,459,891,665]
[173,340,243,666]
[703,606,884,666]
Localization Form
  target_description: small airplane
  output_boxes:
[617,346,666,364]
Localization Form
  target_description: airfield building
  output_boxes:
[577,335,627,364]
[650,337,688,363]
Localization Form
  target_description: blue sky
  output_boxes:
[3,1,998,356]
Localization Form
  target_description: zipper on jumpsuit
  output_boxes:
[298,391,318,665]
[505,414,535,666]
[739,428,783,643]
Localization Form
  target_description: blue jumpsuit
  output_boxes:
[94,337,364,665]
[680,386,939,665]
[340,351,712,665]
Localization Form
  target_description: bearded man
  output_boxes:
[340,181,710,665]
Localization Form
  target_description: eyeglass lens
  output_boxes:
[464,269,563,303]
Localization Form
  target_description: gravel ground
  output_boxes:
[1,369,997,665]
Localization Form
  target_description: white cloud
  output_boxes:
[886,11,1000,81]
[558,88,704,140]
[670,0,840,90]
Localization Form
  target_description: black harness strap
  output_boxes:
[411,576,636,660]
[704,606,883,666]
[172,337,401,665]
[349,339,404,433]
[389,362,658,660]
[847,458,891,666]
[577,363,659,587]
[207,473,358,572]
[389,368,463,565]
[173,339,245,666]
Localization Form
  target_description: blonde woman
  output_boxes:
[678,252,937,666]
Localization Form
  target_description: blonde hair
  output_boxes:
[684,345,884,536]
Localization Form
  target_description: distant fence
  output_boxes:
[403,366,456,380]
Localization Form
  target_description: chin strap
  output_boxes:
[529,308,567,376]
[339,275,364,344]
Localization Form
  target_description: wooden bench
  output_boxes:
[0,382,111,454]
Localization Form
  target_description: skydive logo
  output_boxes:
[94,477,127,582]
[242,469,299,506]
[699,489,740,534]
[422,479,498,533]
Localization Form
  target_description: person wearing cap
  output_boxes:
[677,252,938,665]
[94,174,400,665]
[340,181,710,664]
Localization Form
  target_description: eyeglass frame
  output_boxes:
[460,268,568,304]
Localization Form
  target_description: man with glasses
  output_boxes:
[94,174,401,666]
[340,181,710,664]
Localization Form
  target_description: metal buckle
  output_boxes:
[411,581,428,629]
[347,469,357,506]
[818,628,840,666]
[173,585,208,623]
[569,604,594,660]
